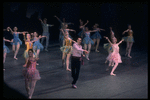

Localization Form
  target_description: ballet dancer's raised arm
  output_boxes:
[104,36,113,46]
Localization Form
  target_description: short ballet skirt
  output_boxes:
[122,36,134,42]
[60,46,73,54]
[91,32,102,39]
[106,52,122,63]
[33,42,44,51]
[83,37,94,45]
[23,50,37,59]
[11,38,22,45]
[103,43,113,53]
[23,68,41,81]
[3,45,10,53]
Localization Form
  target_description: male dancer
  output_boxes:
[71,37,88,88]
[39,18,54,51]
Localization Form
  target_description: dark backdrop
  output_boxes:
[3,2,148,51]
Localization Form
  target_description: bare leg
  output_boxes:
[125,42,130,56]
[110,62,118,76]
[12,44,15,54]
[66,53,71,71]
[95,39,100,52]
[62,52,66,67]
[36,49,40,65]
[128,42,133,58]
[29,80,37,99]
[92,39,96,49]
[14,43,20,60]
[3,49,7,63]
[25,79,30,97]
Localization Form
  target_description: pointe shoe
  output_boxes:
[105,60,107,64]
[36,63,39,65]
[110,73,116,76]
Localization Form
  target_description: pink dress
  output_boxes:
[106,44,122,63]
[23,59,41,81]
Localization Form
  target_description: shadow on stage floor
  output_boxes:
[3,43,148,99]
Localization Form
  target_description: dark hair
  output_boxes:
[77,36,82,40]
[28,49,33,53]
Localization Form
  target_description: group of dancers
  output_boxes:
[3,15,134,99]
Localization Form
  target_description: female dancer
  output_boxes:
[91,23,105,52]
[54,15,74,46]
[104,36,124,76]
[7,27,27,60]
[122,24,134,58]
[23,49,41,99]
[104,27,116,64]
[23,33,36,61]
[60,24,76,42]
[33,32,46,65]
[78,19,89,39]
[3,37,13,64]
[60,29,76,71]
[83,27,97,60]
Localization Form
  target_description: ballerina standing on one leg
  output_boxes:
[7,27,27,60]
[104,36,124,76]
[33,32,46,65]
[122,24,134,58]
[82,27,97,60]
[60,29,76,71]
[91,23,105,52]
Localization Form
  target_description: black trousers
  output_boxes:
[71,56,81,85]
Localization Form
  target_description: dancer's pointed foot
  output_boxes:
[66,68,71,71]
[14,57,18,60]
[95,50,99,52]
[127,55,132,58]
[110,73,116,76]
[106,68,109,71]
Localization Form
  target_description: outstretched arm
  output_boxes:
[80,20,89,29]
[54,15,62,23]
[117,39,124,45]
[65,29,76,33]
[7,27,14,34]
[104,36,113,46]
[122,29,129,35]
[3,38,12,42]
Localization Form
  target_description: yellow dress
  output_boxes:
[60,38,73,54]
[23,42,36,58]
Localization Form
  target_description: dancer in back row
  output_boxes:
[122,24,134,58]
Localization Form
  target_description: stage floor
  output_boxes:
[3,43,148,99]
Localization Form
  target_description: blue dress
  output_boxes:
[11,32,22,45]
[33,37,44,51]
[83,32,94,44]
[78,27,85,38]
[3,40,10,53]
[91,29,102,39]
